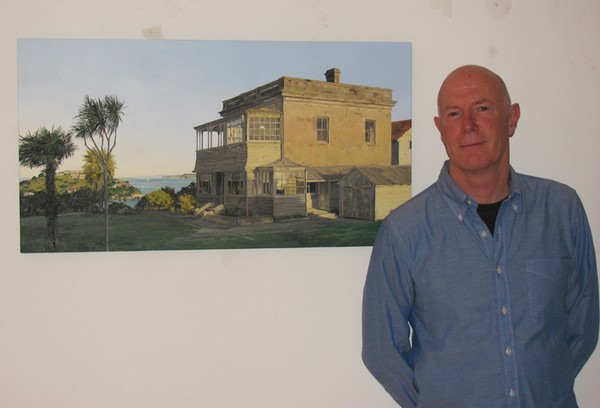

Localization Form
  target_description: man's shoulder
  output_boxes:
[385,182,440,226]
[516,171,580,201]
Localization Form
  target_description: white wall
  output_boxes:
[2,1,599,407]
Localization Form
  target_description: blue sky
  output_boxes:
[18,39,412,178]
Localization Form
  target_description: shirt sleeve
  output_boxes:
[565,196,599,377]
[362,219,418,407]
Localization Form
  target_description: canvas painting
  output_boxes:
[18,39,412,252]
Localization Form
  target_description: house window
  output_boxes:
[275,171,305,195]
[365,120,376,144]
[317,117,329,143]
[226,118,243,144]
[256,171,272,195]
[227,172,244,196]
[198,174,213,195]
[248,116,281,141]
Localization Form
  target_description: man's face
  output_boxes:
[434,67,520,178]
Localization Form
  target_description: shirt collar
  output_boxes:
[436,160,523,218]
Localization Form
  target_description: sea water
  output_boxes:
[120,177,194,206]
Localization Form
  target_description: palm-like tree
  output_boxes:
[19,126,76,252]
[73,95,125,251]
[82,148,116,212]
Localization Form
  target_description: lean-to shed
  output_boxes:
[338,166,411,221]
[254,157,307,218]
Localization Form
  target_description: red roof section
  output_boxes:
[392,119,412,141]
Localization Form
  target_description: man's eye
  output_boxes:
[447,111,460,118]
[476,106,489,112]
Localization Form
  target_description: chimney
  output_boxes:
[325,68,341,83]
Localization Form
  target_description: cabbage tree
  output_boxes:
[73,95,125,251]
[19,126,76,251]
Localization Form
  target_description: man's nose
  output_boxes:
[462,112,476,133]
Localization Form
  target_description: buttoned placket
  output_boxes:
[494,199,520,407]
[463,196,520,407]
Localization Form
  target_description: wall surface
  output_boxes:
[2,1,600,407]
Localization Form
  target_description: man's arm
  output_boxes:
[566,197,599,376]
[362,219,418,407]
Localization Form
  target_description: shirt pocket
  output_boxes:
[525,257,570,320]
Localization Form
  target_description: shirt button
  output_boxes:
[509,388,516,398]
[505,347,513,356]
[496,266,502,274]
[501,306,508,315]
[481,230,488,238]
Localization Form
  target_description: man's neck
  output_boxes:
[449,164,510,204]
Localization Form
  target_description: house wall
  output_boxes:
[281,81,393,167]
[272,195,306,218]
[397,128,412,166]
[195,143,248,173]
[254,196,274,216]
[245,142,281,171]
[195,142,280,174]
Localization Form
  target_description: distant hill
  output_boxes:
[163,173,195,179]
[19,171,142,199]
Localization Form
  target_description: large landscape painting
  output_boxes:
[18,39,412,252]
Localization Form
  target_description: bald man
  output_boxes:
[362,65,598,407]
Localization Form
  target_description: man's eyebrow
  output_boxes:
[441,98,491,110]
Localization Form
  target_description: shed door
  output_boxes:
[342,185,373,220]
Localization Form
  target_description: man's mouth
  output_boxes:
[461,141,484,148]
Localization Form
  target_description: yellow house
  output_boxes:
[193,68,402,218]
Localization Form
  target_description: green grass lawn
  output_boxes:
[20,212,381,253]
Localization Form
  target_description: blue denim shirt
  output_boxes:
[362,161,599,408]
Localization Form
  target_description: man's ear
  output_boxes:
[508,103,520,137]
[434,115,441,133]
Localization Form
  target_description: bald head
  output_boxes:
[437,65,513,115]
[433,65,521,202]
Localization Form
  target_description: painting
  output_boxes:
[18,39,412,252]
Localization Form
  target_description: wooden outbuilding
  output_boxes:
[338,166,411,221]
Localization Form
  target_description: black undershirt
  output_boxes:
[476,198,506,236]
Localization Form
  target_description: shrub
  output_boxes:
[178,194,196,213]
[136,188,175,211]
[178,182,196,197]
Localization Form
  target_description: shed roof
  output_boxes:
[308,166,355,181]
[345,165,411,186]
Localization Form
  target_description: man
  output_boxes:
[362,65,599,407]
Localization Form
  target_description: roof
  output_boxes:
[245,107,282,116]
[256,157,305,170]
[308,166,355,182]
[220,72,395,115]
[253,162,411,186]
[392,120,412,141]
[344,165,412,186]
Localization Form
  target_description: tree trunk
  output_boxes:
[103,166,109,251]
[45,166,58,252]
